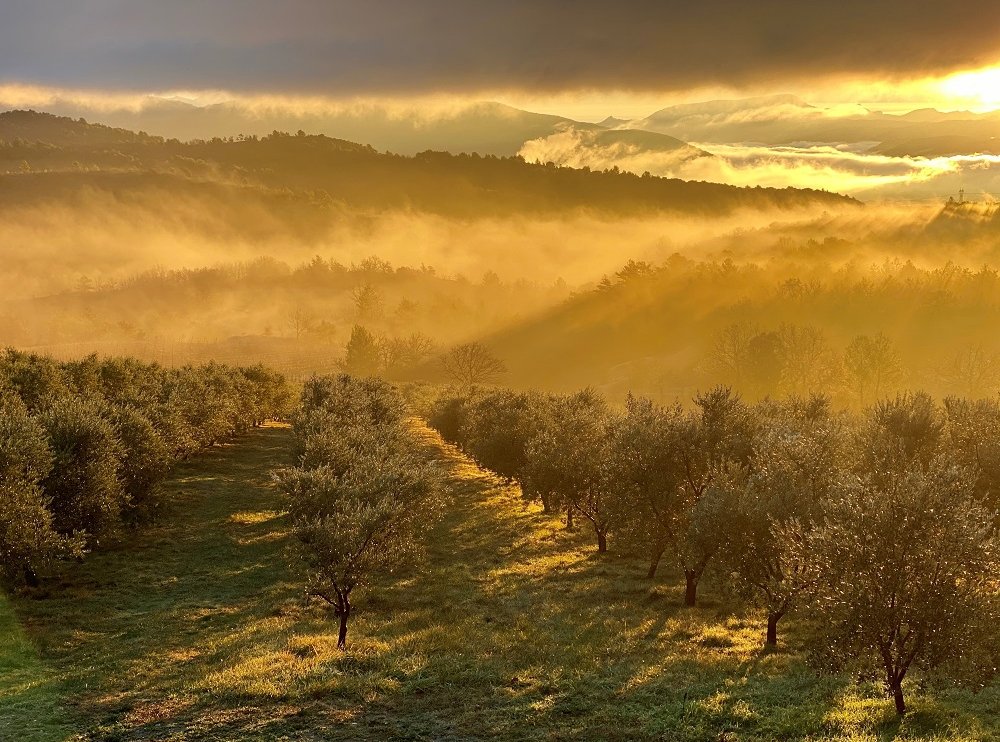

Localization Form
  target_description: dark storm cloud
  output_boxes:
[3,0,1000,93]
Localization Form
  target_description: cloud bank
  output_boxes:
[519,130,1000,200]
[3,1,1000,95]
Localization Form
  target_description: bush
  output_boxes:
[0,350,290,586]
[108,405,171,519]
[38,398,124,544]
[427,394,469,446]
[0,393,84,584]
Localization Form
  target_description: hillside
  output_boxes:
[0,110,851,218]
[0,102,696,158]
[3,100,600,157]
[480,217,1000,401]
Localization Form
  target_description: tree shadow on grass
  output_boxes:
[11,426,311,739]
[13,423,1000,741]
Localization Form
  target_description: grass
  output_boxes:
[0,594,75,741]
[3,422,1000,740]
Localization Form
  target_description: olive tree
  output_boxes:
[427,394,470,448]
[803,458,999,716]
[524,390,620,551]
[462,390,550,495]
[724,396,842,645]
[856,392,943,482]
[108,405,170,519]
[670,387,756,606]
[612,396,690,577]
[280,373,440,649]
[942,396,1000,512]
[0,393,83,584]
[279,454,439,649]
[38,398,124,543]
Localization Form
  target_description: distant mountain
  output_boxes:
[586,128,701,153]
[631,95,1000,157]
[598,116,631,129]
[640,94,814,130]
[517,124,711,176]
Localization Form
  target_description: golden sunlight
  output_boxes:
[939,65,1000,111]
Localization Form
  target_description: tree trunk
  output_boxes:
[336,592,352,650]
[892,680,906,716]
[337,608,350,650]
[684,571,698,606]
[765,611,782,646]
[646,542,667,578]
[565,508,574,531]
[23,565,39,588]
[540,493,552,514]
[596,529,607,553]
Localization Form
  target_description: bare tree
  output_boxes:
[844,333,902,406]
[287,307,315,340]
[440,343,507,388]
[938,346,1000,399]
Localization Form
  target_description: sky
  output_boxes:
[3,0,1000,118]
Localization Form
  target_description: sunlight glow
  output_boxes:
[939,66,1000,112]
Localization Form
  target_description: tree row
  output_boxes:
[429,386,1000,715]
[0,350,292,586]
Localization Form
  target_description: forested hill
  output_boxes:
[0,110,855,217]
[0,109,160,147]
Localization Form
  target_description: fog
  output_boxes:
[520,128,1000,200]
[0,182,870,302]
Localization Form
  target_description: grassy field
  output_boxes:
[3,422,1000,740]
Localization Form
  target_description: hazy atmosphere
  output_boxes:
[3,3,1000,741]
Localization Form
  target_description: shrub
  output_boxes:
[0,393,83,584]
[108,405,171,519]
[37,398,124,544]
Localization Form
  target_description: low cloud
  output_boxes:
[519,130,1000,199]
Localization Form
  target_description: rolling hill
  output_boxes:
[0,110,853,218]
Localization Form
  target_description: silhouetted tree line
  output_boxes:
[1,110,852,218]
[429,386,1000,715]
[0,350,292,587]
[275,375,442,649]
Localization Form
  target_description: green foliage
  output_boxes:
[107,405,170,519]
[278,374,440,648]
[427,394,469,447]
[804,458,1000,715]
[0,393,83,584]
[0,350,69,412]
[462,389,550,483]
[524,390,618,549]
[0,349,289,586]
[856,391,944,480]
[611,395,692,575]
[723,396,844,644]
[37,397,124,543]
